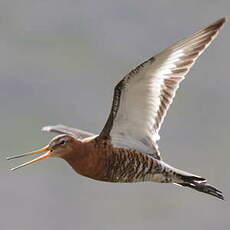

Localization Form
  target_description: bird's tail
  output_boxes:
[175,172,224,200]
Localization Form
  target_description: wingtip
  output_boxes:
[212,17,227,28]
[219,17,227,23]
[217,17,227,22]
[41,126,51,132]
[204,17,226,32]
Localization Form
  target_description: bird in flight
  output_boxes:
[7,18,226,200]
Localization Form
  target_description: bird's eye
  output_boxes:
[59,140,66,145]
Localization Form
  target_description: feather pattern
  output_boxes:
[42,124,94,140]
[100,18,226,159]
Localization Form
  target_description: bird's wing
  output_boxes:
[42,124,95,139]
[99,18,226,159]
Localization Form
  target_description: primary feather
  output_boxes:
[100,18,226,159]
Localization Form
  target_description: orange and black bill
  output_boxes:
[6,145,52,171]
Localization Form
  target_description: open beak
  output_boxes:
[6,145,52,171]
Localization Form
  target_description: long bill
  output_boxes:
[6,146,52,171]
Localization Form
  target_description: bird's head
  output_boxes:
[48,134,77,157]
[7,134,77,171]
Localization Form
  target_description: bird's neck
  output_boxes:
[61,139,86,166]
[61,138,108,180]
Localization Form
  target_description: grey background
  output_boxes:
[0,1,229,230]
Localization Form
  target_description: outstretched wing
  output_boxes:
[42,124,95,139]
[99,18,226,159]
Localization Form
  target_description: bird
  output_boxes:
[7,18,226,200]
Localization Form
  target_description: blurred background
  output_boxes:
[0,0,229,230]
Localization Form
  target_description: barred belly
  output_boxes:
[106,149,173,183]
